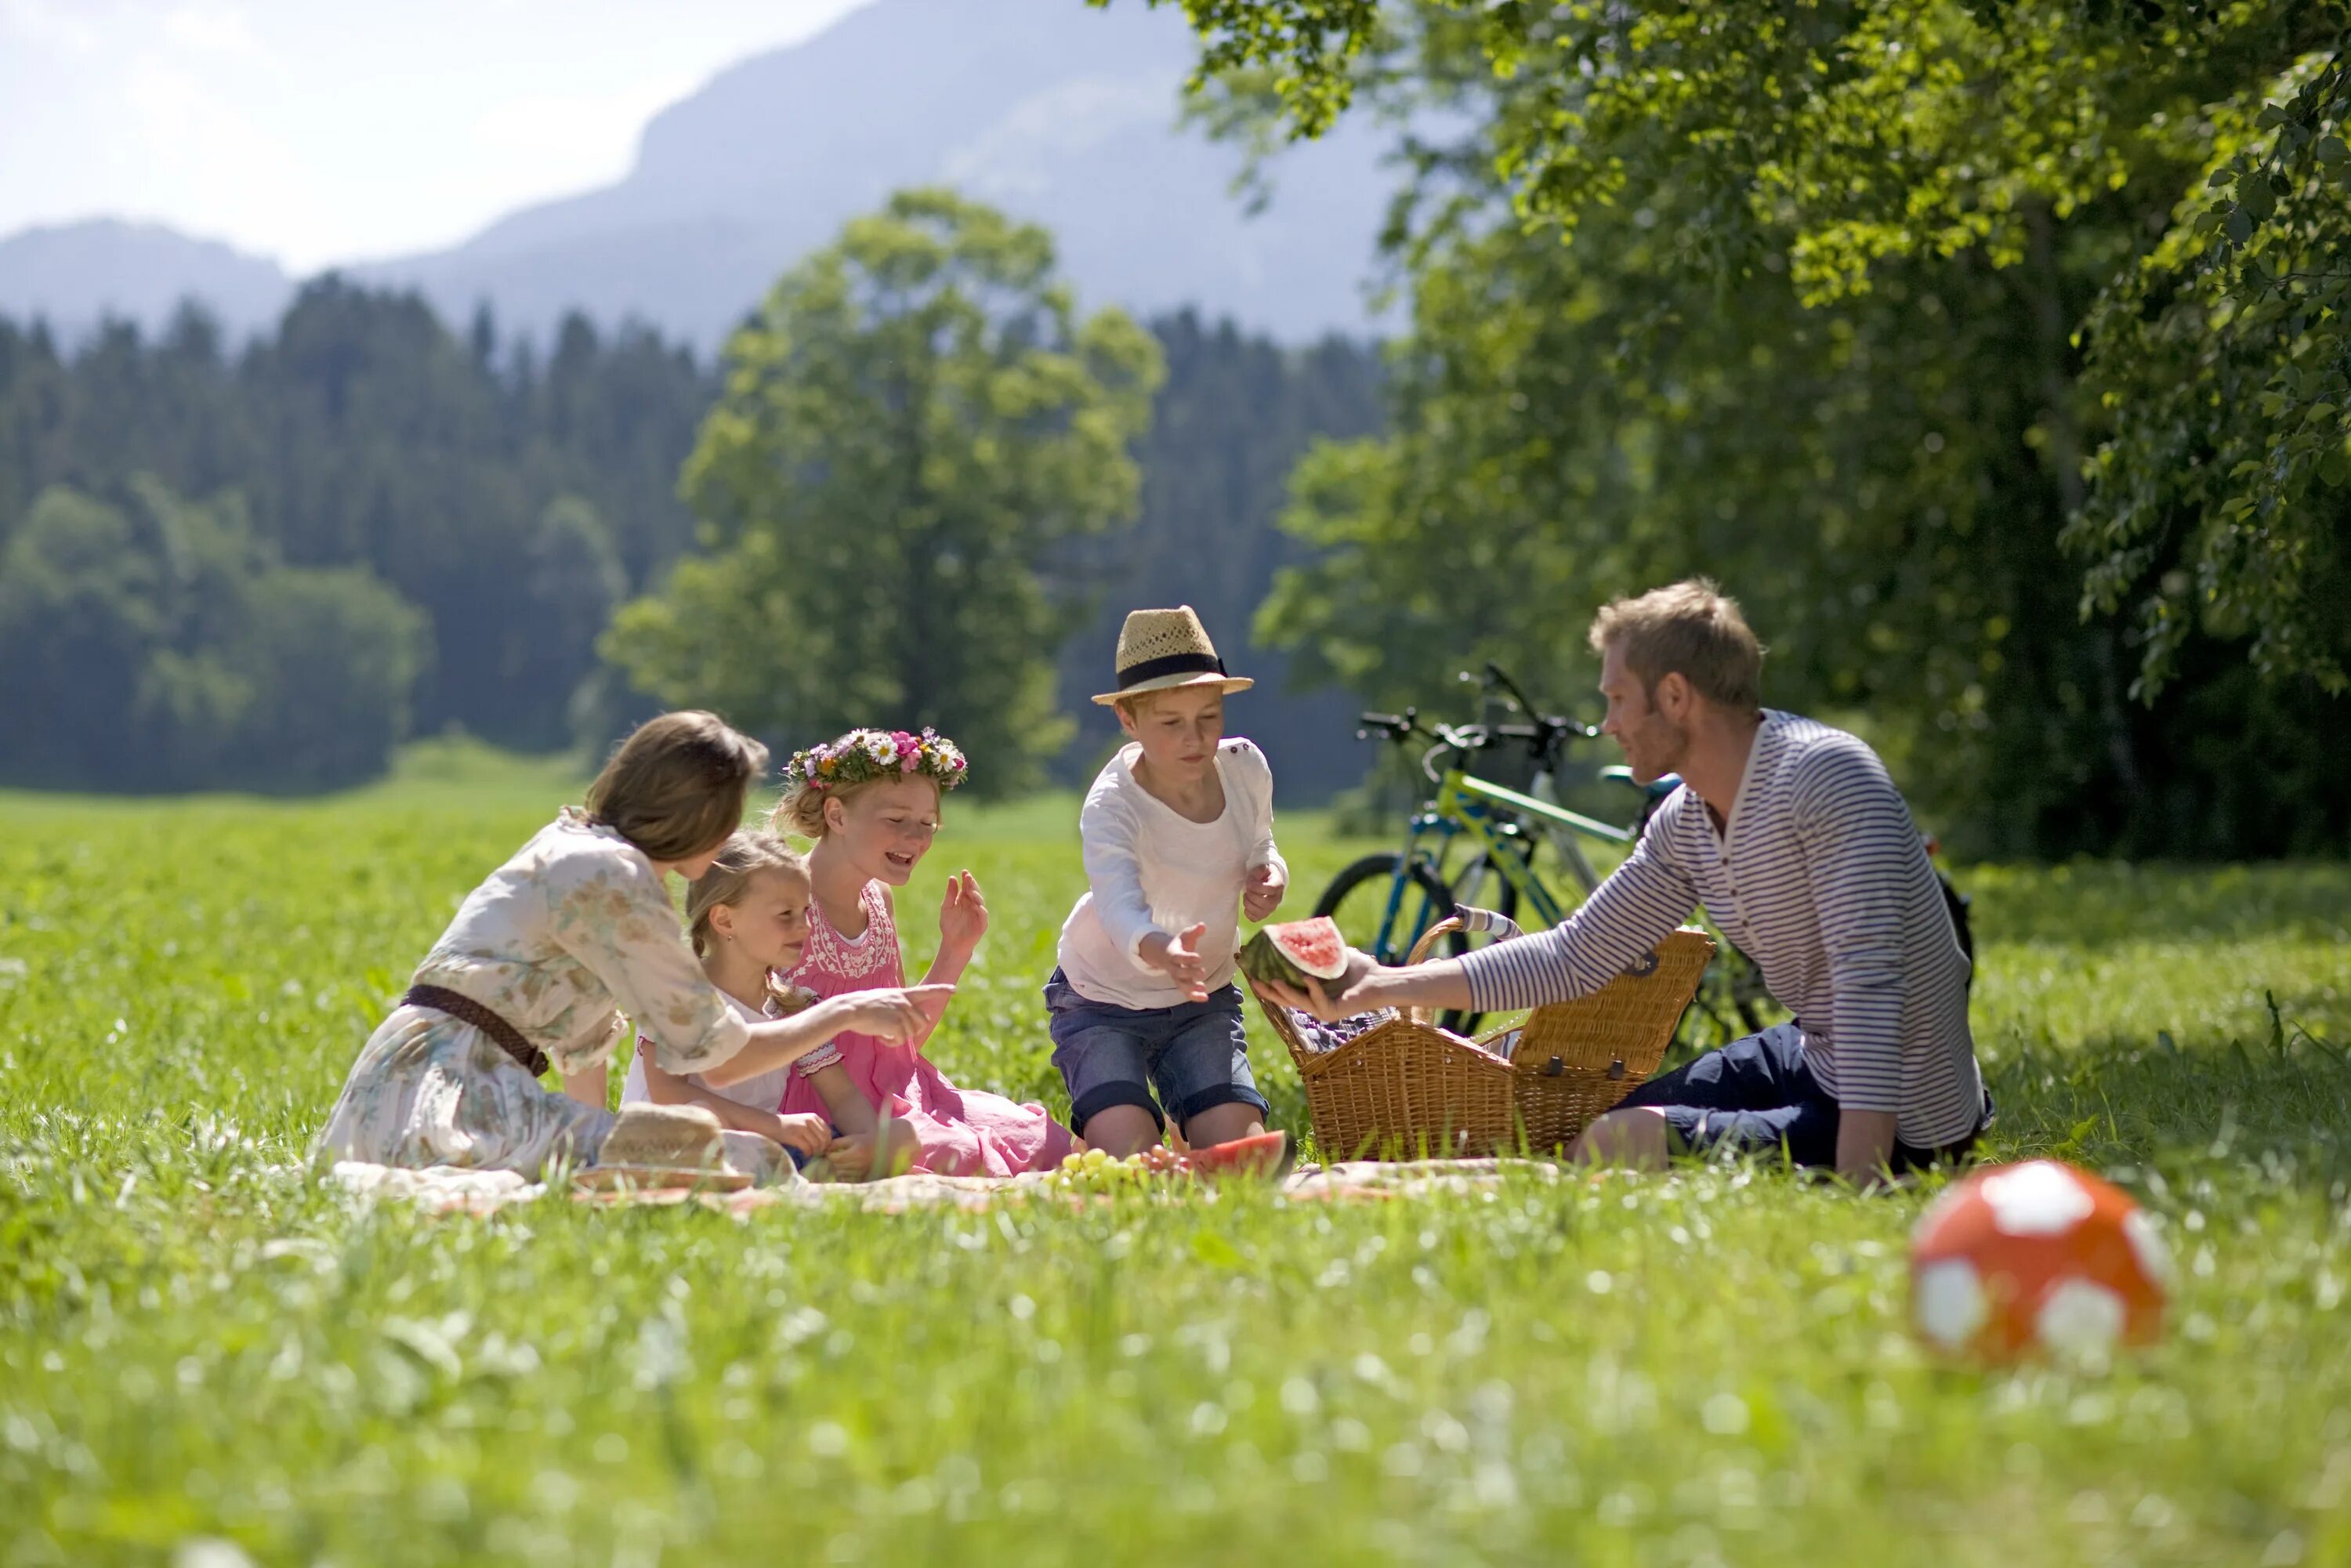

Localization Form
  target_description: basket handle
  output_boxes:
[1401,917,1464,1026]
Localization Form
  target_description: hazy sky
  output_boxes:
[0,0,870,270]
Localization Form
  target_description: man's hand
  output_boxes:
[1834,1108,1900,1189]
[937,870,989,959]
[1138,923,1213,1002]
[1243,863,1288,923]
[1252,948,1378,1021]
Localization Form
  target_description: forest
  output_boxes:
[0,270,1382,799]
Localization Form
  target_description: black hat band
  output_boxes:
[1118,651,1227,689]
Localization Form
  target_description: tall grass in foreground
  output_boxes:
[2,777,2347,1566]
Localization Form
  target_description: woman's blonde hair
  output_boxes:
[773,770,940,840]
[683,831,809,957]
[585,711,770,863]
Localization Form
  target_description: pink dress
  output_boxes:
[779,879,1075,1176]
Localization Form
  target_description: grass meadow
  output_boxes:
[5,748,2349,1566]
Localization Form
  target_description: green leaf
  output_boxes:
[2226,206,2254,243]
[2237,176,2277,221]
[2317,136,2348,166]
[2322,448,2351,488]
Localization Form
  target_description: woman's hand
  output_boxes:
[938,871,989,959]
[820,986,956,1045]
[764,1111,833,1159]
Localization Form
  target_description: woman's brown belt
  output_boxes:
[401,984,550,1077]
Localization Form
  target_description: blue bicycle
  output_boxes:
[1315,663,1769,1042]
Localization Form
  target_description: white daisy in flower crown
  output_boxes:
[782,727,969,795]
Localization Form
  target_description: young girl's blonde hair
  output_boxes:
[773,771,941,840]
[683,831,809,957]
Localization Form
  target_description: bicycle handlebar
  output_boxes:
[1463,660,1543,723]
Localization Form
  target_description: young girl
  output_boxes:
[621,831,916,1179]
[317,711,947,1179]
[771,727,1077,1177]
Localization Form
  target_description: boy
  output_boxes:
[1044,607,1295,1173]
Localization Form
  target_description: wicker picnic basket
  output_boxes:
[1254,918,1715,1161]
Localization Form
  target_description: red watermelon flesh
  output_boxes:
[1238,916,1351,988]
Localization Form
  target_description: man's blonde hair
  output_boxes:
[1588,578,1765,712]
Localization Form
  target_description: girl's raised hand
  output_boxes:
[938,870,989,956]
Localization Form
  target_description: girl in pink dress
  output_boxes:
[770,728,1078,1177]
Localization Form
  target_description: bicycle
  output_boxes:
[1312,663,1775,1042]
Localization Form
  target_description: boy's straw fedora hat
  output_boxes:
[1092,605,1255,706]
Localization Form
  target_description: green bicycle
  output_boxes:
[1313,663,1776,1042]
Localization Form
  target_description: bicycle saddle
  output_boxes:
[1599,764,1681,802]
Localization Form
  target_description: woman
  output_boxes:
[317,711,945,1177]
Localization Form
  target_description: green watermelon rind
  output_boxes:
[1237,917,1349,988]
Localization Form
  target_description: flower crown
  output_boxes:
[783,728,969,795]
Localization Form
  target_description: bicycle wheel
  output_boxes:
[1440,852,1523,1036]
[1314,853,1457,969]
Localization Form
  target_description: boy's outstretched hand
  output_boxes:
[1139,922,1213,1002]
[1242,862,1287,923]
[938,870,989,958]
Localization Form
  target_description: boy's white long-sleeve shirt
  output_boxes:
[1055,737,1286,1011]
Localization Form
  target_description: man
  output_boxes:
[1265,580,1988,1183]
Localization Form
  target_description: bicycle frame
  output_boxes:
[1438,768,1634,929]
[1361,763,1636,961]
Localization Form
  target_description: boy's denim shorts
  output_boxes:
[1043,968,1270,1135]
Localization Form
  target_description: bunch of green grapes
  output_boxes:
[1049,1145,1190,1191]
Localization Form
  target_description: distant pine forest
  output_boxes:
[0,284,1382,799]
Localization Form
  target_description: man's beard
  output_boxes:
[1632,714,1691,784]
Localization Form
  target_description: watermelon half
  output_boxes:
[1237,916,1351,990]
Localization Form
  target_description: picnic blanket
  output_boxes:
[324,1156,1574,1217]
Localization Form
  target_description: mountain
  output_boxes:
[0,0,1393,350]
[0,219,292,344]
[354,0,1393,349]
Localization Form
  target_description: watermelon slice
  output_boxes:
[1237,916,1351,990]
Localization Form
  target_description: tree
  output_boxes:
[0,487,165,788]
[1050,310,1385,798]
[0,480,425,792]
[1161,2,2350,853]
[1110,0,2350,700]
[0,282,716,761]
[606,189,1164,795]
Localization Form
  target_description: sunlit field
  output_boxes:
[5,754,2348,1566]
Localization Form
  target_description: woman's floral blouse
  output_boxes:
[317,809,752,1175]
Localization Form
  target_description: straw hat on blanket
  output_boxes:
[579,1103,779,1191]
[1091,606,1255,706]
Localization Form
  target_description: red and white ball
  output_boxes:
[1909,1160,2170,1363]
